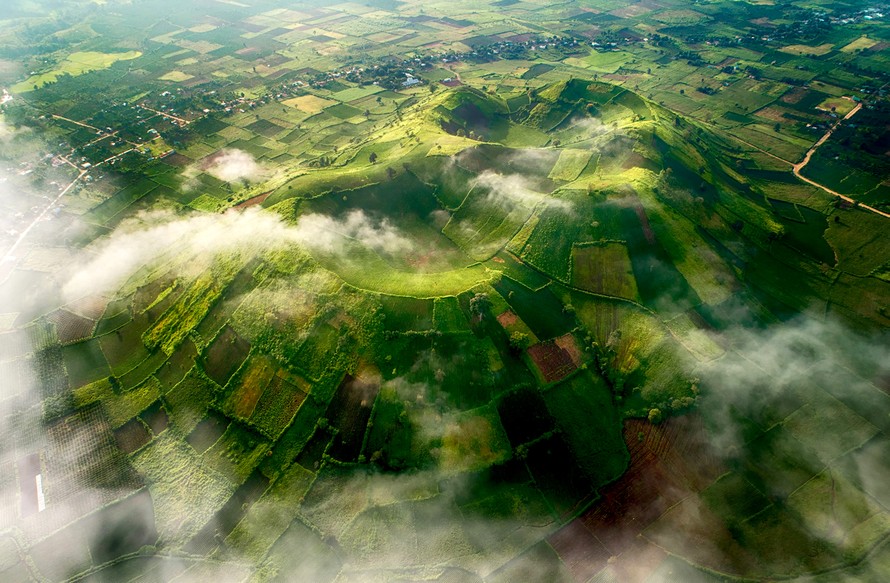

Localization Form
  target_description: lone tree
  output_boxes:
[469,293,491,320]
[647,408,663,425]
[369,152,378,164]
[509,331,531,353]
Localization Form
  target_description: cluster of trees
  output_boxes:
[588,330,627,399]
[307,155,334,168]
[453,128,485,141]
[582,326,701,425]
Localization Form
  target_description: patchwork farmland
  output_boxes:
[0,0,888,581]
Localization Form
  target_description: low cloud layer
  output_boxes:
[203,149,266,183]
[62,207,412,301]
[293,210,413,257]
[471,170,572,213]
[183,149,268,191]
[698,316,889,445]
[568,115,611,136]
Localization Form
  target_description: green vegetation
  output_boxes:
[12,50,142,93]
[1,0,888,581]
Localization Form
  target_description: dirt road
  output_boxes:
[735,103,888,219]
[790,103,890,218]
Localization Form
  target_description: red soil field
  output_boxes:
[48,309,95,344]
[114,419,151,454]
[66,295,108,320]
[527,340,577,384]
[554,333,582,366]
[549,414,724,582]
[496,310,519,329]
[235,191,272,209]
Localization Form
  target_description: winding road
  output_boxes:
[735,102,889,219]
[791,103,890,219]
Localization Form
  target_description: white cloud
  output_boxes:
[203,148,266,183]
[471,169,572,212]
[61,207,413,301]
[182,148,268,191]
[293,209,414,256]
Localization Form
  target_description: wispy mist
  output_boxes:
[471,170,572,213]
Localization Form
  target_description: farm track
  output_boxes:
[791,103,890,219]
[732,104,889,219]
[52,114,141,152]
[51,114,103,133]
[138,105,191,126]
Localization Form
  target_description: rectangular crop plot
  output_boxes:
[787,467,889,553]
[245,118,286,137]
[433,296,469,332]
[165,367,216,433]
[144,260,244,356]
[547,519,610,582]
[296,426,334,471]
[782,390,878,465]
[324,374,381,462]
[742,426,823,499]
[249,371,308,439]
[520,203,590,282]
[113,418,152,454]
[224,462,315,561]
[571,243,638,300]
[701,472,771,527]
[282,95,336,113]
[139,400,169,435]
[325,103,362,119]
[293,322,340,380]
[496,310,538,344]
[527,340,578,385]
[87,179,159,225]
[187,410,229,453]
[381,295,434,331]
[44,405,143,510]
[203,326,250,387]
[185,471,270,555]
[548,149,592,182]
[494,277,576,340]
[444,182,539,261]
[545,372,626,490]
[203,422,270,484]
[263,519,343,583]
[62,339,110,389]
[131,432,234,547]
[521,63,555,80]
[526,432,596,517]
[496,386,555,447]
[331,85,384,102]
[223,356,276,420]
[48,309,95,344]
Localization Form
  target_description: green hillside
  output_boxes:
[0,1,888,578]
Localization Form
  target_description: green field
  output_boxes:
[12,50,142,93]
[0,1,888,582]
